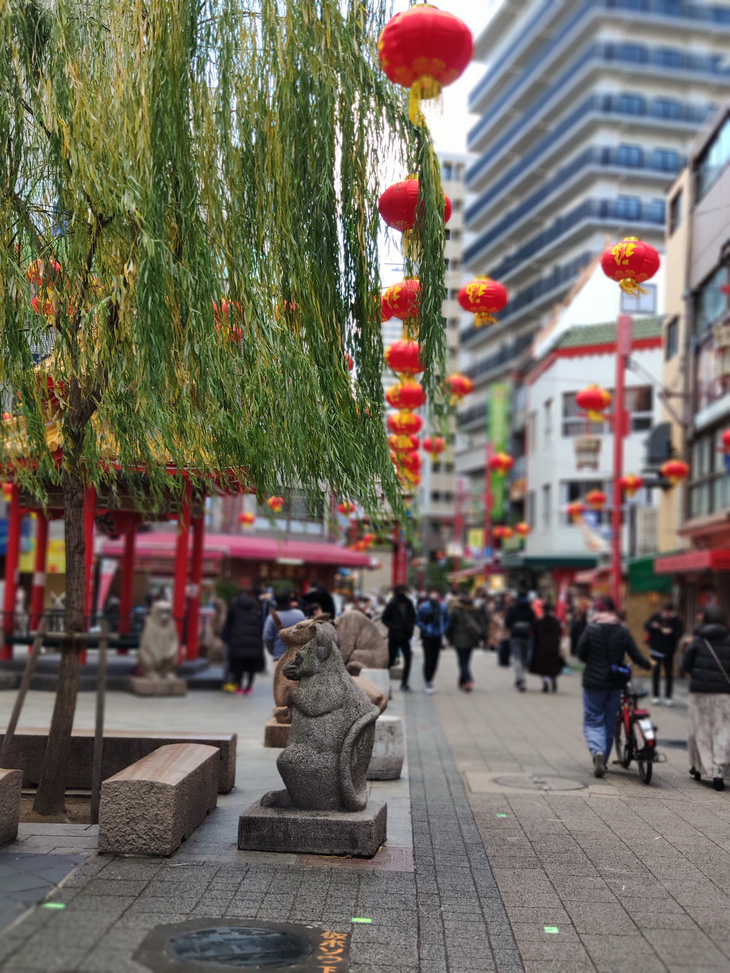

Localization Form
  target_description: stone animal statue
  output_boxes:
[335,609,388,674]
[138,601,179,679]
[262,622,379,812]
[199,596,227,662]
[272,616,332,724]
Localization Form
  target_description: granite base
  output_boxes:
[238,800,387,858]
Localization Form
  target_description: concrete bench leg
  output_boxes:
[0,769,22,848]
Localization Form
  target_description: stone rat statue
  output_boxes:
[272,616,332,724]
[138,601,179,679]
[262,622,380,812]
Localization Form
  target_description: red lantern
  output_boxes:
[382,277,421,323]
[585,489,607,510]
[389,434,419,453]
[515,522,530,537]
[239,511,255,527]
[398,451,421,474]
[576,385,612,422]
[458,277,508,327]
[488,452,514,475]
[619,474,644,498]
[601,237,660,295]
[378,178,452,232]
[423,436,445,456]
[661,460,690,486]
[378,6,473,125]
[721,430,730,453]
[387,411,423,435]
[338,501,355,516]
[384,340,425,376]
[493,526,513,541]
[362,532,376,547]
[567,501,586,522]
[381,293,393,322]
[446,373,474,402]
[267,495,285,512]
[385,380,426,410]
[347,355,354,372]
[1,482,12,501]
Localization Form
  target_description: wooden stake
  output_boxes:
[0,619,48,766]
[90,620,109,825]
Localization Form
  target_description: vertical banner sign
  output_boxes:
[488,383,510,519]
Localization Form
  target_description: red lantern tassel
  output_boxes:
[475,312,497,327]
[618,278,647,296]
[409,76,441,126]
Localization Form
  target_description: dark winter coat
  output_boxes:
[577,614,652,690]
[303,586,336,619]
[529,614,563,678]
[644,612,684,657]
[505,597,536,639]
[683,623,730,695]
[225,594,265,669]
[570,613,587,656]
[382,594,416,640]
[446,597,488,650]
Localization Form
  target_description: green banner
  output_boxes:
[488,382,510,520]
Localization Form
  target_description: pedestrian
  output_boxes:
[683,606,730,792]
[570,600,588,657]
[530,602,563,693]
[445,592,487,692]
[263,590,306,661]
[416,589,449,694]
[578,595,653,778]
[494,594,513,667]
[382,585,416,691]
[505,588,536,691]
[222,590,265,695]
[644,601,684,706]
[302,581,336,619]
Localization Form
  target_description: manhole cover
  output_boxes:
[136,919,350,973]
[658,739,688,750]
[492,774,588,792]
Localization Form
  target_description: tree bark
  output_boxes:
[32,467,87,816]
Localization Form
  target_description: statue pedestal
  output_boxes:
[238,800,387,858]
[359,668,391,701]
[127,676,187,696]
[367,716,404,781]
[389,665,403,681]
[263,719,290,749]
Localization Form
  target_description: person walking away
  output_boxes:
[382,585,416,691]
[416,590,449,694]
[446,593,487,692]
[645,601,684,706]
[578,595,653,778]
[530,602,563,692]
[223,591,265,695]
[302,581,336,619]
[263,591,305,661]
[506,589,536,691]
[683,606,730,791]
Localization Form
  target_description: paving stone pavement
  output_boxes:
[0,651,729,972]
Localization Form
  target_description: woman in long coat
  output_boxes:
[529,603,563,692]
[684,606,730,791]
[223,592,264,695]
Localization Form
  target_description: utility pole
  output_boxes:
[452,478,466,573]
[611,315,633,610]
[483,441,494,575]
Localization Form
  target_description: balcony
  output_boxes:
[463,331,535,385]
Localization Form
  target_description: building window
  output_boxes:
[694,265,728,333]
[615,196,641,219]
[655,47,683,68]
[617,144,643,167]
[669,189,683,234]
[442,162,453,180]
[542,484,551,528]
[561,387,652,436]
[652,148,679,172]
[452,198,463,211]
[561,480,608,524]
[444,228,451,241]
[562,393,606,437]
[544,398,553,444]
[528,411,538,453]
[526,491,535,529]
[618,43,647,63]
[696,115,730,199]
[652,98,680,119]
[688,427,729,517]
[449,288,459,300]
[665,317,679,360]
[620,284,656,314]
[617,93,645,115]
[625,386,654,431]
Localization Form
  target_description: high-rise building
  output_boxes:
[457,0,730,508]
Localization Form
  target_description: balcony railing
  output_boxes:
[463,331,535,383]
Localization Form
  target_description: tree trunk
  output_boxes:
[32,468,87,816]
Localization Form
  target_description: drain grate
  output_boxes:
[491,774,588,793]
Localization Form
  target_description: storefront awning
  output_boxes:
[654,549,730,575]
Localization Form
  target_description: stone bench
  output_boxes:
[0,729,236,794]
[0,769,22,848]
[98,744,219,856]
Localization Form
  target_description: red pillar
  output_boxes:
[186,513,205,661]
[118,521,136,644]
[611,315,633,611]
[2,484,21,659]
[172,481,192,653]
[30,513,49,630]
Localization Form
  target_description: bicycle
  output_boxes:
[613,686,664,784]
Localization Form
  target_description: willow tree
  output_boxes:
[0,0,446,814]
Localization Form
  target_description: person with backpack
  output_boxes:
[683,606,730,791]
[505,588,536,692]
[577,595,653,778]
[416,589,449,694]
[382,585,417,691]
[446,593,488,692]
[222,590,265,695]
[262,590,305,661]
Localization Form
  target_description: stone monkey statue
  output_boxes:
[262,622,380,812]
[138,601,179,679]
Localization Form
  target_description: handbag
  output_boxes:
[703,639,730,687]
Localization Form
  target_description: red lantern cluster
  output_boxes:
[493,526,513,541]
[458,276,508,328]
[488,452,514,475]
[384,340,425,376]
[378,178,452,232]
[423,436,445,456]
[239,511,255,527]
[267,496,284,513]
[585,489,608,510]
[601,237,660,296]
[446,373,474,402]
[619,474,644,498]
[661,460,690,486]
[576,385,612,422]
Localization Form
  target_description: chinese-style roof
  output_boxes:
[555,316,663,350]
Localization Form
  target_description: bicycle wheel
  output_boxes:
[615,717,632,769]
[637,756,653,785]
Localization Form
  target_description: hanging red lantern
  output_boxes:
[381,293,394,322]
[585,489,608,510]
[337,501,355,517]
[601,237,660,295]
[378,5,473,125]
[493,526,514,541]
[721,430,730,453]
[362,532,376,547]
[488,452,514,475]
[378,177,452,232]
[239,511,255,527]
[398,451,422,474]
[576,385,612,422]
[387,411,423,435]
[423,436,445,456]
[389,434,419,454]
[514,522,530,537]
[382,277,421,324]
[384,340,425,376]
[661,459,690,486]
[347,355,354,372]
[446,373,474,402]
[458,277,508,327]
[619,474,644,498]
[567,501,586,523]
[385,379,427,410]
[267,495,285,512]
[1,482,12,502]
